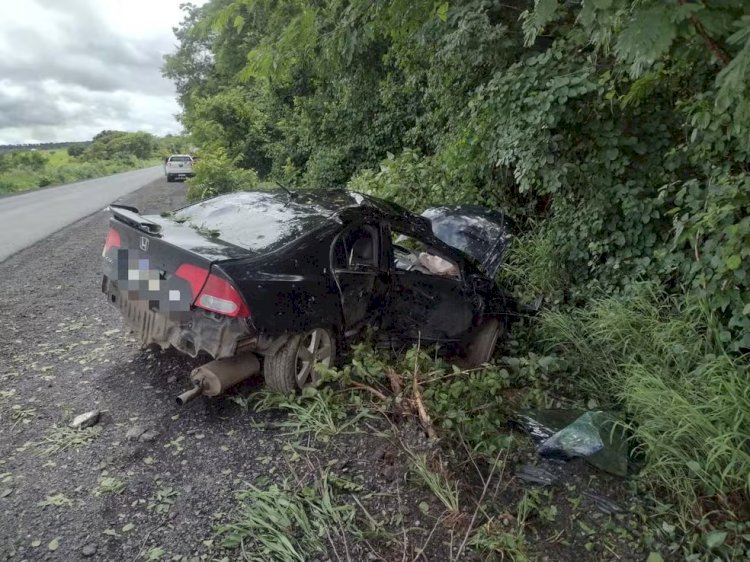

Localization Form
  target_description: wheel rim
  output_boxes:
[294,328,333,388]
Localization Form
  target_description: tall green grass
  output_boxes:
[541,284,750,517]
[499,224,567,302]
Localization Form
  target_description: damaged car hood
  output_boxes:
[422,206,510,278]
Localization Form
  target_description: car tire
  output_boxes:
[263,328,336,393]
[463,318,502,368]
[166,174,173,182]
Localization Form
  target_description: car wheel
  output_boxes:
[263,328,336,392]
[463,318,502,368]
[166,174,173,182]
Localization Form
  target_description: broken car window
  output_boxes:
[333,226,378,270]
[391,232,459,278]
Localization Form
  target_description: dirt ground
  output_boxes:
[0,179,650,561]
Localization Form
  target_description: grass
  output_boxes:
[148,485,179,514]
[9,405,36,427]
[94,476,126,496]
[541,283,750,519]
[251,388,373,442]
[469,489,548,562]
[35,424,101,455]
[0,148,160,194]
[217,472,358,561]
[37,493,74,508]
[407,451,460,513]
[470,520,529,562]
[499,224,566,302]
[222,283,747,559]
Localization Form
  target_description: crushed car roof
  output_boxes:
[160,189,508,272]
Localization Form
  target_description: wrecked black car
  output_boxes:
[101,189,516,402]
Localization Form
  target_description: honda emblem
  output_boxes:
[140,236,149,252]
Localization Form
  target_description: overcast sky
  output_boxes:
[0,0,205,144]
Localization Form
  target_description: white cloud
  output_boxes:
[0,0,206,144]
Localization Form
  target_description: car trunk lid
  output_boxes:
[102,205,251,314]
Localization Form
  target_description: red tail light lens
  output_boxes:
[175,263,210,298]
[196,273,250,317]
[102,228,121,256]
[175,264,249,317]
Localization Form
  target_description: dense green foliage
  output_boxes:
[166,0,750,347]
[0,131,190,194]
[165,0,750,546]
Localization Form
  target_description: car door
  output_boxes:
[331,223,384,335]
[382,225,476,343]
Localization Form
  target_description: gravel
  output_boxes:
[0,179,293,560]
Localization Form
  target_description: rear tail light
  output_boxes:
[175,263,210,297]
[175,264,249,317]
[196,273,250,317]
[102,228,121,256]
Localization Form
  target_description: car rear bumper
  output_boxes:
[103,276,252,358]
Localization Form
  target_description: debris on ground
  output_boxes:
[69,410,100,429]
[516,463,558,486]
[139,429,159,442]
[514,409,629,476]
[583,490,623,515]
[126,425,159,442]
[125,425,146,440]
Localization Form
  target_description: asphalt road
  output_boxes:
[0,166,164,263]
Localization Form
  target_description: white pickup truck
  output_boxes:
[164,155,194,182]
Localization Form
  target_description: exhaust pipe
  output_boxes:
[176,385,203,406]
[175,353,260,405]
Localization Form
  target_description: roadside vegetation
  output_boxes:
[0,130,191,194]
[163,0,750,559]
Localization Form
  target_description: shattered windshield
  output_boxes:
[173,191,332,254]
[422,206,510,276]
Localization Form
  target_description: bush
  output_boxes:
[84,130,157,161]
[347,149,486,211]
[67,144,86,157]
[186,149,259,202]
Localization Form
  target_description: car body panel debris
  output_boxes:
[101,188,518,397]
[516,463,558,486]
[514,409,629,476]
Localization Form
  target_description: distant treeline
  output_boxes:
[0,130,193,194]
[0,141,89,155]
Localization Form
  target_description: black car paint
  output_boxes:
[103,189,516,358]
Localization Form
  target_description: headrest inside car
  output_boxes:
[351,236,373,263]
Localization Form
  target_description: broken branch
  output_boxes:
[349,380,389,402]
[412,371,436,440]
[678,0,731,65]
